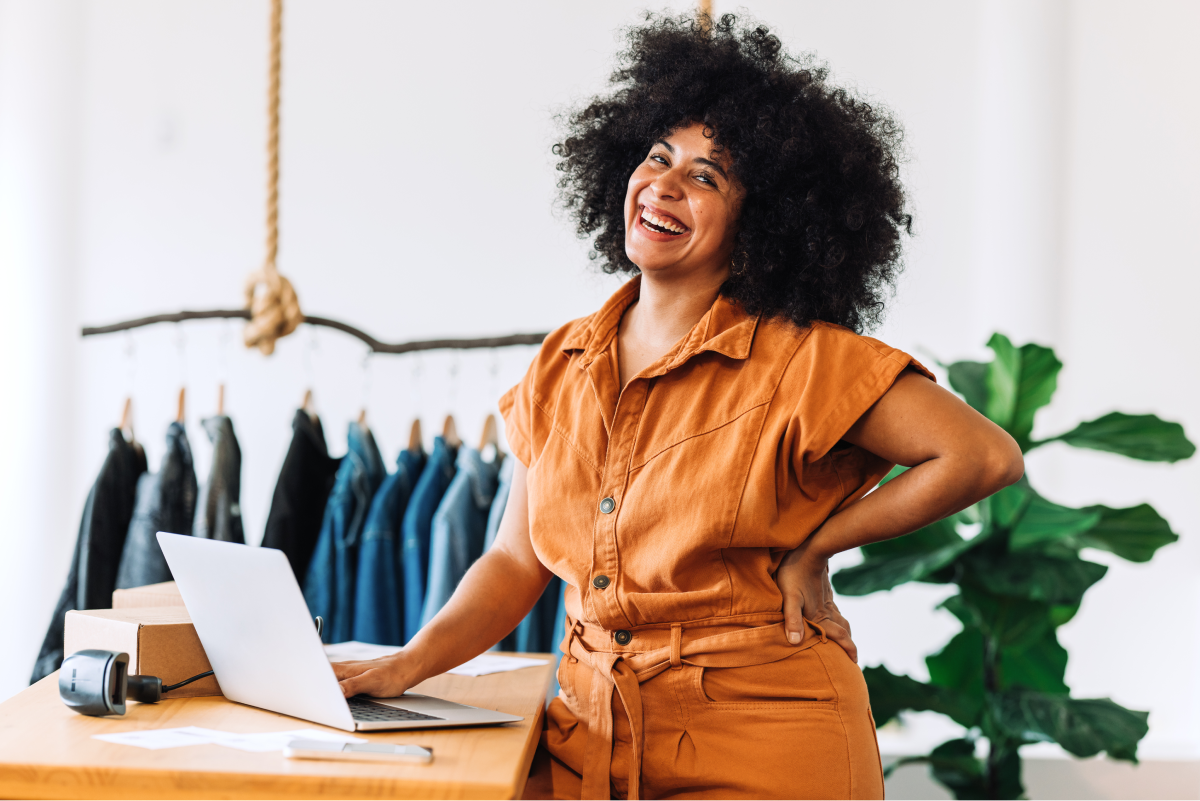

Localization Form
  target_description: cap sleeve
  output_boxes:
[789,323,935,505]
[499,370,534,468]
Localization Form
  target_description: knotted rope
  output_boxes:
[244,0,303,355]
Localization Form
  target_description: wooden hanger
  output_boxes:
[118,397,136,445]
[176,388,186,423]
[301,388,317,422]
[408,418,423,452]
[442,414,460,448]
[216,383,225,416]
[357,408,368,430]
[477,413,498,452]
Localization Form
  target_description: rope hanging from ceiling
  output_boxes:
[80,0,549,355]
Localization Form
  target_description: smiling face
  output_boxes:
[624,122,744,280]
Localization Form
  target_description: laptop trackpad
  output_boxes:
[369,693,478,714]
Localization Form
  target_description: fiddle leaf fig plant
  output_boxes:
[834,333,1194,800]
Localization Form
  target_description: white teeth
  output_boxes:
[641,210,685,233]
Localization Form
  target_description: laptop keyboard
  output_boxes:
[348,695,444,722]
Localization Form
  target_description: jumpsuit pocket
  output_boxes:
[691,647,839,709]
[556,656,577,706]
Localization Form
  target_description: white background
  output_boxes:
[1,0,1197,768]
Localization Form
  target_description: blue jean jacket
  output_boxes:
[482,458,562,654]
[401,436,457,642]
[304,422,384,643]
[353,447,425,645]
[482,455,513,552]
[419,447,500,629]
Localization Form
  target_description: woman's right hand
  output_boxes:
[331,654,417,698]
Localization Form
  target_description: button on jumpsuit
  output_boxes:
[500,277,933,799]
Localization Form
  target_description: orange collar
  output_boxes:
[562,276,760,373]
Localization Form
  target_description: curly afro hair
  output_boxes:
[553,13,911,333]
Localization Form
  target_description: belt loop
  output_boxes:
[567,618,584,664]
[669,624,682,670]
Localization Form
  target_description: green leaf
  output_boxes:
[1009,495,1102,552]
[999,626,1069,695]
[1078,504,1179,563]
[984,334,1063,449]
[1041,412,1196,462]
[863,665,979,729]
[989,482,1033,530]
[943,588,1058,651]
[890,738,991,800]
[926,630,986,724]
[985,333,1021,429]
[888,739,1024,800]
[833,533,973,596]
[946,360,988,414]
[861,517,961,561]
[990,691,1149,762]
[962,552,1107,606]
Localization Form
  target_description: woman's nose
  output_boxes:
[649,169,683,200]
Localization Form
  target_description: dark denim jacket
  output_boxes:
[262,410,340,583]
[304,422,384,643]
[353,447,425,645]
[31,430,146,683]
[401,436,457,642]
[116,421,198,589]
[419,448,501,629]
[193,415,244,544]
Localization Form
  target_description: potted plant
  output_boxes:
[833,334,1194,799]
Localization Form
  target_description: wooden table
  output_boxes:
[0,658,554,799]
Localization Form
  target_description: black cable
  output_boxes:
[162,670,214,693]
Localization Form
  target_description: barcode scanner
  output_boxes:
[58,650,209,717]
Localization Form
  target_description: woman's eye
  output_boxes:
[650,154,668,165]
[696,174,715,186]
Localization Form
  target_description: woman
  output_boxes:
[334,14,1023,799]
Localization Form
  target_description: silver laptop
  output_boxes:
[157,532,522,732]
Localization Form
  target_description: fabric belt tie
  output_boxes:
[562,614,827,800]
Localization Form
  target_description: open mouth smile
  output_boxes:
[638,205,689,236]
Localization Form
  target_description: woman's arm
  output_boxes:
[332,460,551,697]
[777,369,1025,656]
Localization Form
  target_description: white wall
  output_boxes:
[2,0,1197,775]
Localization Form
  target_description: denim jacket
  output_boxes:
[304,422,385,643]
[31,429,146,683]
[262,410,340,583]
[419,447,501,629]
[482,455,514,552]
[116,421,198,589]
[481,457,562,654]
[193,415,244,543]
[401,436,457,642]
[353,447,425,645]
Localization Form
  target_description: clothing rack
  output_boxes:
[81,310,548,354]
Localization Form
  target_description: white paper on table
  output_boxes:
[324,642,548,677]
[93,727,223,750]
[324,641,403,662]
[92,726,365,753]
[446,654,549,677]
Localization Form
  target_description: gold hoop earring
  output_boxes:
[731,251,750,276]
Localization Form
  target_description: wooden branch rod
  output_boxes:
[81,310,548,354]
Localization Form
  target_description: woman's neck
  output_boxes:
[617,268,727,388]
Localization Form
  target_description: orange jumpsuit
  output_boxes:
[500,277,932,799]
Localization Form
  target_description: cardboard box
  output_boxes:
[112,580,185,609]
[63,607,222,698]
